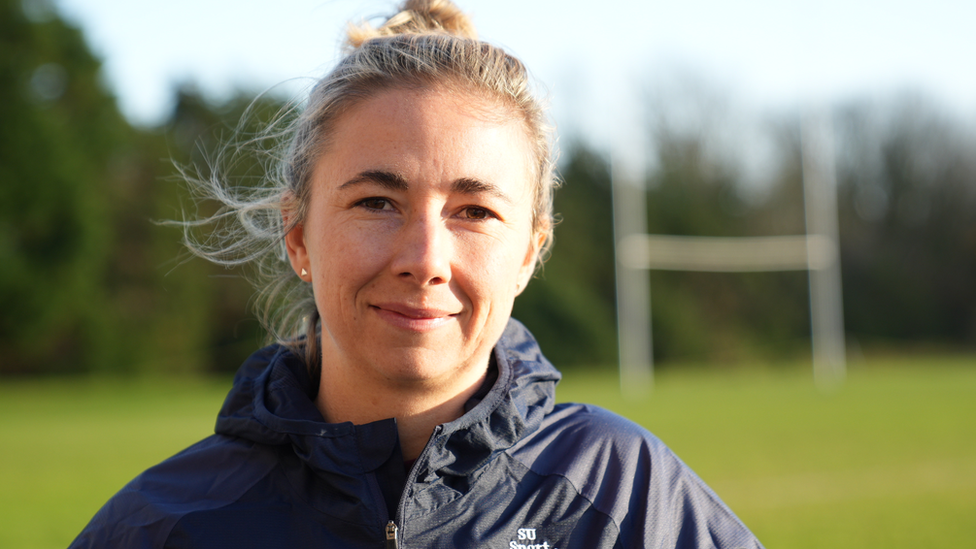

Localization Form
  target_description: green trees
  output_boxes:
[836,98,976,345]
[513,144,619,367]
[1,1,972,375]
[518,95,976,368]
[0,1,265,374]
[1,0,123,372]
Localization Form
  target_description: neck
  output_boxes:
[315,360,489,461]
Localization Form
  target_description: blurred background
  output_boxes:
[1,0,974,547]
[3,0,974,373]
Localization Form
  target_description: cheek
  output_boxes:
[310,223,388,296]
[456,231,531,297]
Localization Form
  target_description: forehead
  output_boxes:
[345,85,526,140]
[315,86,536,197]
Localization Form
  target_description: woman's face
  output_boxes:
[286,87,540,391]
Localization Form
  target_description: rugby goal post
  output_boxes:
[612,113,846,396]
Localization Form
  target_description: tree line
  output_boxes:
[1,0,973,374]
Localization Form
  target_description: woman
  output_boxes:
[72,1,763,547]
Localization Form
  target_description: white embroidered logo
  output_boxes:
[508,527,557,549]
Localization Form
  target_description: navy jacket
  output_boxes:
[70,319,763,548]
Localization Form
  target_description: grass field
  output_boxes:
[1,355,974,548]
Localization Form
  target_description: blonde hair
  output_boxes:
[179,0,558,373]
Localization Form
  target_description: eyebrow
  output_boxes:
[338,170,408,191]
[451,177,513,204]
[339,170,513,204]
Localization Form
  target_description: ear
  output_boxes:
[282,196,311,281]
[515,230,546,296]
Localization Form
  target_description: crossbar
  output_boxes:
[617,234,837,272]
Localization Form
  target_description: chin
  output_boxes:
[376,348,488,388]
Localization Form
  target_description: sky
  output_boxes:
[52,0,976,166]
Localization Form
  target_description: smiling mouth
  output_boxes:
[370,303,460,332]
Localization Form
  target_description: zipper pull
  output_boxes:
[385,520,399,549]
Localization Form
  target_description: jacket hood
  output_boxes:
[215,318,562,481]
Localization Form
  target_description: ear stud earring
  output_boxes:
[301,268,308,278]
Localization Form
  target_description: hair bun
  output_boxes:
[346,0,477,49]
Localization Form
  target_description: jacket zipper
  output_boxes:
[385,520,399,549]
[387,424,443,549]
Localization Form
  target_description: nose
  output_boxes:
[390,211,452,286]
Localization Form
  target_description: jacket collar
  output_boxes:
[215,318,561,480]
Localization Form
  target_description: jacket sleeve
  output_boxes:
[624,442,764,549]
[68,435,278,549]
[68,483,179,549]
[515,403,764,549]
[597,409,764,549]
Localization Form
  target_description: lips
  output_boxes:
[370,302,461,332]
